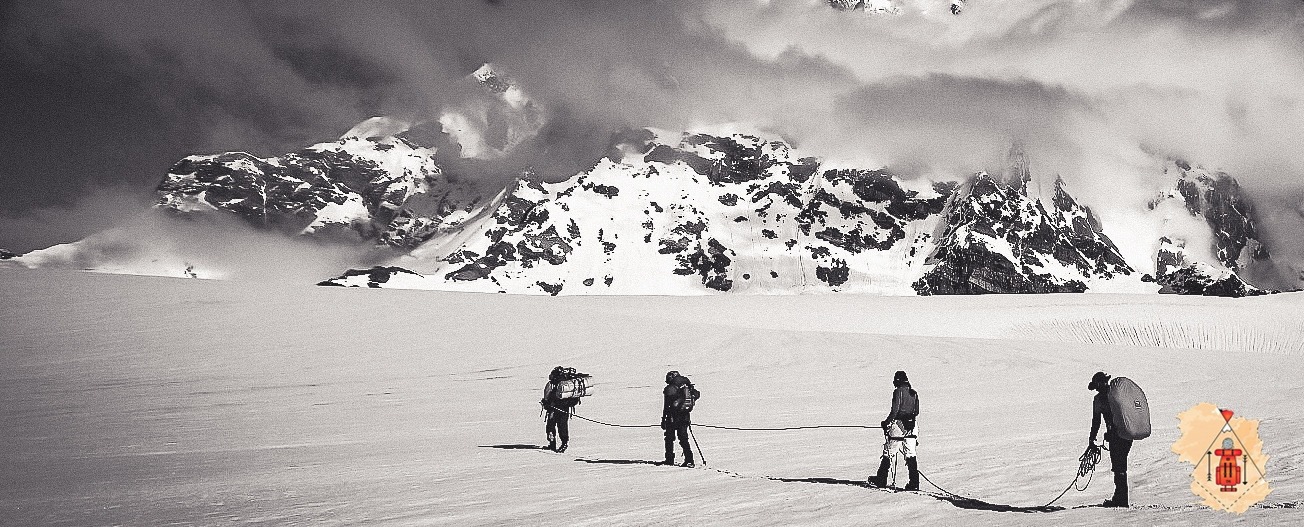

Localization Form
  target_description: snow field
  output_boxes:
[1,268,1300,525]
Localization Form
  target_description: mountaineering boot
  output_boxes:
[557,442,568,453]
[904,457,920,491]
[868,456,892,488]
[681,450,695,468]
[547,440,556,452]
[663,452,676,466]
[1102,472,1128,507]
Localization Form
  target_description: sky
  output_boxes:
[1,0,1302,256]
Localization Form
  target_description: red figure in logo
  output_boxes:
[1214,438,1242,492]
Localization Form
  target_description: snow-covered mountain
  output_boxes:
[317,131,1150,295]
[828,0,967,15]
[12,60,1295,296]
[155,117,491,248]
[1145,161,1275,296]
[16,119,1289,296]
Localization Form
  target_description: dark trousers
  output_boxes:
[546,411,570,444]
[1108,437,1132,473]
[664,424,691,460]
[1108,437,1132,504]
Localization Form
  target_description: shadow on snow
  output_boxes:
[766,476,1064,513]
[483,447,1066,513]
[577,458,667,466]
[479,444,551,450]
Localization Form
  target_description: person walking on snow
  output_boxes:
[1089,371,1131,507]
[661,370,699,467]
[869,370,920,490]
[540,366,579,452]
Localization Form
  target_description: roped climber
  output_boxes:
[869,370,920,490]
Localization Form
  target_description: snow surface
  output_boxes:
[1,268,1301,525]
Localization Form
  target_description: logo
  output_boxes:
[1172,403,1271,513]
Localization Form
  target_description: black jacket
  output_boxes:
[886,382,919,422]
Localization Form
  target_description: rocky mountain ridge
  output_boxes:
[156,117,493,249]
[14,120,1287,297]
[319,130,1151,296]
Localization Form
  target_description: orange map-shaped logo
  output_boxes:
[1172,403,1271,513]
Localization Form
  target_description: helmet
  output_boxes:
[550,366,565,382]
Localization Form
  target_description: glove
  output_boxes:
[661,415,670,430]
[880,420,890,430]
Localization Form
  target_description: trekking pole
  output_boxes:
[688,424,707,467]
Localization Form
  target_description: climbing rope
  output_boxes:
[916,443,1101,510]
[562,409,659,428]
[1041,443,1104,507]
[555,405,883,431]
[548,406,1102,510]
[694,423,883,431]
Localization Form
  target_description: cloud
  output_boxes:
[0,185,152,254]
[1,0,1301,273]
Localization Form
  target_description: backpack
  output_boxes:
[1107,377,1151,441]
[678,381,701,412]
[552,367,594,400]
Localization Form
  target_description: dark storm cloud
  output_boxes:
[0,0,857,251]
[1116,0,1304,32]
[2,0,1303,264]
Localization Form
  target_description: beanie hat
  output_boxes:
[666,370,680,384]
[893,370,909,386]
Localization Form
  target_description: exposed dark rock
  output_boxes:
[1156,266,1268,297]
[674,238,735,291]
[816,259,850,287]
[585,182,620,198]
[914,173,1129,295]
[794,169,950,252]
[536,281,564,296]
[517,225,572,266]
[0,248,15,260]
[1152,237,1269,297]
[318,266,423,287]
[699,136,776,186]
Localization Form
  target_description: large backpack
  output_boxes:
[552,367,594,400]
[1107,377,1151,441]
